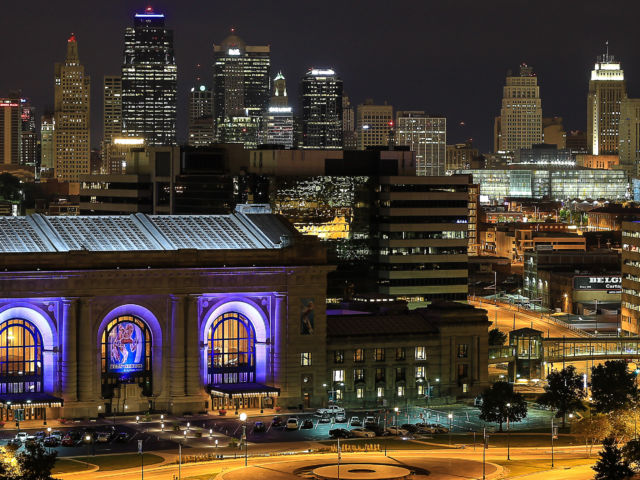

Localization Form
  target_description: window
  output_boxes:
[415,366,425,379]
[415,346,426,360]
[397,385,405,397]
[334,350,344,364]
[354,348,364,363]
[457,344,469,358]
[375,367,385,382]
[336,389,343,400]
[301,352,312,366]
[417,384,425,396]
[374,348,385,362]
[458,364,469,380]
[396,367,405,382]
[377,386,384,397]
[463,383,468,393]
[207,312,255,385]
[333,369,344,382]
[395,348,405,361]
[356,387,364,399]
[354,368,365,383]
[0,318,43,394]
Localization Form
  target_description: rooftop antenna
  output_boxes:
[606,40,609,59]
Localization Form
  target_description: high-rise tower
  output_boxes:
[103,76,122,144]
[213,31,270,148]
[396,111,447,176]
[259,72,294,148]
[588,47,626,155]
[496,63,542,153]
[188,84,214,147]
[53,34,90,181]
[121,7,177,146]
[300,68,343,149]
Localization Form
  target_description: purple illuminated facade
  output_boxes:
[0,209,331,418]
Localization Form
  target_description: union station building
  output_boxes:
[0,205,489,420]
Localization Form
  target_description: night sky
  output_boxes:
[2,0,639,152]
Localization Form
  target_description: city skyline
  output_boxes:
[1,1,640,152]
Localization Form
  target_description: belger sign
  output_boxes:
[573,276,622,292]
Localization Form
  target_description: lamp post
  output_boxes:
[448,413,453,446]
[136,415,139,424]
[239,412,248,467]
[161,423,164,432]
[394,407,399,436]
[506,403,511,460]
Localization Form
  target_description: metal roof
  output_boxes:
[0,206,292,253]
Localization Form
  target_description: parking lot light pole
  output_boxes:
[239,412,248,467]
[448,413,453,446]
[506,403,511,460]
[394,407,399,436]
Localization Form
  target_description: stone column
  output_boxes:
[273,294,287,388]
[185,295,202,396]
[169,295,186,398]
[77,298,94,403]
[61,299,78,403]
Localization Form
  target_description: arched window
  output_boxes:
[0,319,43,394]
[101,315,152,397]
[208,312,256,385]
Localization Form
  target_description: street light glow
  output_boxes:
[239,412,247,421]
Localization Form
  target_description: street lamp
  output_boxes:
[187,421,190,431]
[506,403,511,460]
[161,423,164,432]
[239,412,248,467]
[136,415,139,424]
[393,407,399,436]
[448,413,453,446]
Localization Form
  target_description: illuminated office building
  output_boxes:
[19,98,37,168]
[300,69,343,149]
[121,7,177,146]
[0,98,21,165]
[188,85,215,147]
[446,141,478,171]
[495,63,543,153]
[259,72,294,148]
[213,32,270,147]
[357,100,393,149]
[103,76,122,144]
[395,111,446,176]
[619,97,640,176]
[342,95,357,150]
[53,34,90,182]
[587,50,626,155]
[40,114,55,173]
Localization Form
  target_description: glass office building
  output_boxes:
[300,69,343,149]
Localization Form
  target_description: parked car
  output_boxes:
[364,416,377,428]
[301,419,314,429]
[272,416,284,427]
[329,428,352,439]
[432,425,449,434]
[6,439,21,448]
[286,417,299,430]
[385,426,409,436]
[14,432,28,443]
[319,414,331,423]
[315,405,345,416]
[401,424,418,434]
[415,423,436,434]
[49,430,63,441]
[350,427,376,438]
[34,431,47,441]
[96,432,111,443]
[349,416,362,427]
[114,432,131,443]
[61,434,76,447]
[334,413,347,423]
[253,421,267,433]
[43,436,60,447]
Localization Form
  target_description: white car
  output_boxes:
[364,416,377,426]
[14,432,28,443]
[349,416,362,426]
[316,405,345,416]
[350,428,376,438]
[286,417,299,430]
[385,426,409,436]
[335,413,347,423]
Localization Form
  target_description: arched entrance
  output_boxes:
[208,312,256,385]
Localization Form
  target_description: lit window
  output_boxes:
[396,348,405,361]
[377,387,384,398]
[354,348,365,363]
[356,387,364,399]
[333,369,344,382]
[417,384,425,396]
[415,366,425,379]
[415,346,426,360]
[336,389,343,400]
[397,385,405,397]
[374,348,385,362]
[457,344,469,358]
[334,350,344,364]
[301,352,312,366]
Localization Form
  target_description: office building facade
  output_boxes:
[53,35,90,182]
[20,98,37,168]
[446,142,478,172]
[188,85,215,147]
[103,76,122,144]
[300,69,343,149]
[259,72,294,148]
[396,112,446,176]
[587,52,626,155]
[496,63,543,153]
[619,97,640,176]
[357,100,393,149]
[121,8,177,146]
[40,114,55,173]
[0,98,21,165]
[623,221,640,334]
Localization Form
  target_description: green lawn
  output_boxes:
[492,457,595,478]
[52,458,92,474]
[71,453,164,471]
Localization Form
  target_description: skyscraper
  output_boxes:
[19,98,37,168]
[0,98,21,166]
[342,95,357,150]
[53,34,90,181]
[103,75,122,143]
[587,49,626,155]
[396,111,447,176]
[619,97,640,176]
[357,99,393,149]
[213,31,270,147]
[188,84,214,147]
[40,113,55,174]
[259,72,294,148]
[300,68,343,149]
[496,63,543,153]
[121,7,177,146]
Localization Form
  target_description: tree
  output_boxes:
[0,445,21,480]
[478,381,528,431]
[572,414,611,457]
[537,366,586,426]
[593,436,634,480]
[17,442,57,480]
[591,361,639,414]
[623,439,640,472]
[488,328,507,346]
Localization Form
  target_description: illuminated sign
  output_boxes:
[0,103,19,108]
[108,322,145,373]
[573,275,622,292]
[135,13,165,18]
[310,69,335,76]
[113,138,145,145]
[228,48,241,55]
[268,107,292,113]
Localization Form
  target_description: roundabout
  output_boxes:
[311,463,412,480]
